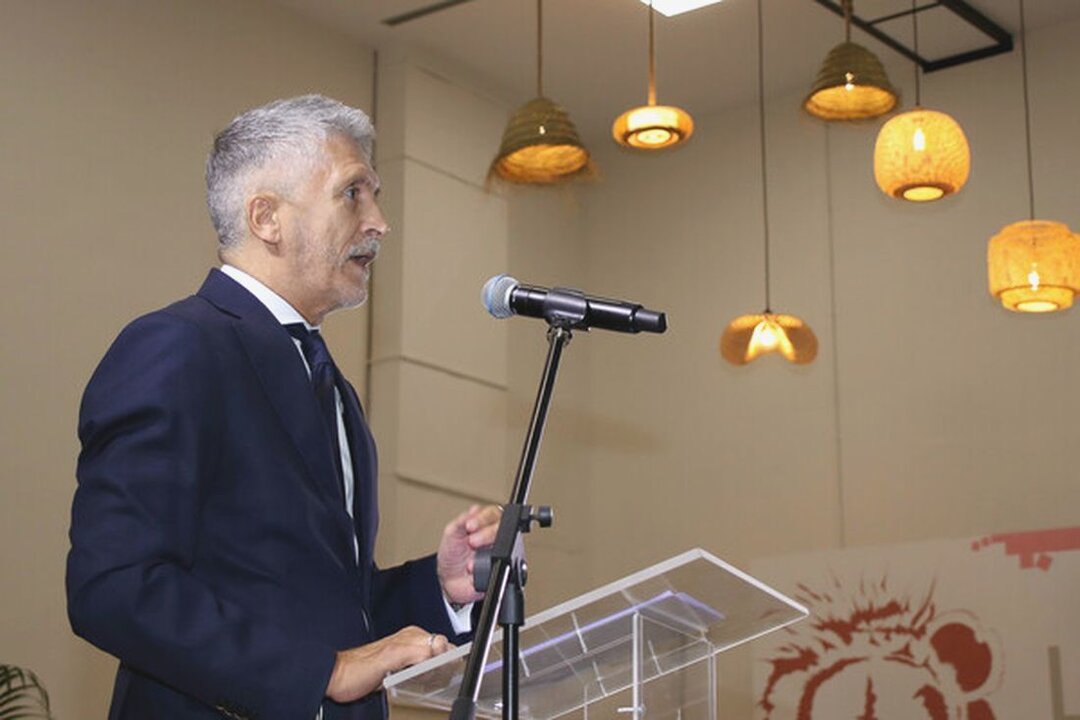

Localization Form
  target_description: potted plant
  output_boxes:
[0,665,55,720]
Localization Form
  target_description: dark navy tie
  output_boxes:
[284,323,345,489]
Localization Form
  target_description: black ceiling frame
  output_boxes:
[811,0,1013,72]
[384,0,475,27]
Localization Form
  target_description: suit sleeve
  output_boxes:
[370,556,473,645]
[66,312,336,720]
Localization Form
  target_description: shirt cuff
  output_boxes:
[443,595,473,634]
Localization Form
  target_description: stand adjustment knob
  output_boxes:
[532,506,553,528]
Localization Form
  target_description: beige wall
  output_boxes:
[370,52,513,565]
[368,48,594,619]
[503,185,593,612]
[366,49,594,720]
[577,16,1080,717]
[0,1,374,716]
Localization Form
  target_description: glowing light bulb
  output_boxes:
[912,127,926,151]
[1017,264,1060,310]
[745,316,796,361]
[844,72,855,92]
[757,323,779,349]
[635,128,673,146]
[538,125,546,135]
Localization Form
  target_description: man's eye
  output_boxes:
[345,186,360,200]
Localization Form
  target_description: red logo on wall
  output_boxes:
[972,526,1080,571]
[758,577,1002,719]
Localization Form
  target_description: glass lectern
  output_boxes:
[385,548,807,720]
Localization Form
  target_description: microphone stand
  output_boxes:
[450,319,575,720]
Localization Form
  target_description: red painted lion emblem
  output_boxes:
[758,576,1001,719]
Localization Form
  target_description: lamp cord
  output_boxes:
[912,0,921,105]
[757,0,771,312]
[1020,0,1035,220]
[648,1,657,105]
[537,0,543,96]
[843,0,852,43]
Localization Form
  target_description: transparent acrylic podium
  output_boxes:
[385,548,807,720]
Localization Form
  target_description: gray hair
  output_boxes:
[206,94,375,249]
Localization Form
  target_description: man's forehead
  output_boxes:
[323,134,380,189]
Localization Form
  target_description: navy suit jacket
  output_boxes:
[68,270,464,720]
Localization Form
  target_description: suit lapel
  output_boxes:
[197,270,357,563]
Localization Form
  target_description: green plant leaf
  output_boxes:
[0,665,54,720]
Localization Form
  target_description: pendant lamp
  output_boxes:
[723,0,817,366]
[612,0,694,150]
[873,1,969,202]
[987,0,1080,312]
[804,0,898,121]
[490,0,590,184]
[989,221,1080,312]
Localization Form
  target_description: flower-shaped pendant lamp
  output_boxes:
[724,0,817,366]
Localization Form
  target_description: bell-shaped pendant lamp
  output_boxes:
[804,0,898,121]
[873,2,969,201]
[612,1,694,150]
[986,0,1080,312]
[490,0,590,184]
[724,0,817,366]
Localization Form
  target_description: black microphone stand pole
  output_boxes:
[449,322,573,720]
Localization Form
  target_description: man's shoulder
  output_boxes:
[121,267,250,339]
[80,296,226,419]
[95,280,244,377]
[86,270,280,391]
[118,293,229,344]
[159,292,229,327]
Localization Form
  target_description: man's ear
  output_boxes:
[246,193,282,247]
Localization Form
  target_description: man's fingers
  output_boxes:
[464,504,502,533]
[329,626,446,702]
[468,515,501,548]
[393,628,451,667]
[424,632,451,656]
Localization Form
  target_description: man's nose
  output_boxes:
[364,200,390,239]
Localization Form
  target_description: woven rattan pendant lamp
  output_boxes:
[612,0,693,150]
[723,0,817,366]
[489,0,590,184]
[987,0,1080,313]
[873,1,969,202]
[804,0,897,121]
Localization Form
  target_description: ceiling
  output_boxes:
[268,0,1080,147]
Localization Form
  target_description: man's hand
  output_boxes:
[325,626,451,704]
[437,504,502,605]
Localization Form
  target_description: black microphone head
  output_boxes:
[634,308,667,333]
[482,274,518,319]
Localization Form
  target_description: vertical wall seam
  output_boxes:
[825,123,847,549]
[365,48,380,410]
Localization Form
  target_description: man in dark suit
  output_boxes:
[67,95,499,720]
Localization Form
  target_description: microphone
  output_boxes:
[482,275,667,334]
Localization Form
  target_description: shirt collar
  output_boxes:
[220,264,317,330]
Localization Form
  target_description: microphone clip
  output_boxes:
[541,288,590,331]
